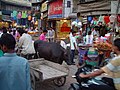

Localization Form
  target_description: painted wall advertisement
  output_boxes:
[48,0,63,19]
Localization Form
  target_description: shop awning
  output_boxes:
[77,0,111,16]
[2,15,12,22]
[2,19,12,22]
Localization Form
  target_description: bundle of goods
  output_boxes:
[94,42,112,58]
[94,42,112,51]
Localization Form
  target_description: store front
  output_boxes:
[0,14,11,28]
[48,0,70,39]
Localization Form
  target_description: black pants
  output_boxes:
[21,54,35,60]
[98,54,104,66]
[70,50,75,63]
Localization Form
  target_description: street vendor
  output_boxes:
[80,38,120,90]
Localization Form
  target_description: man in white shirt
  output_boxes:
[18,29,35,59]
[47,27,55,42]
[69,31,78,64]
[85,30,93,45]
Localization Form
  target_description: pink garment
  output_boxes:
[17,12,22,19]
[39,33,46,41]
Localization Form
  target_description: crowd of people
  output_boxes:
[0,23,120,90]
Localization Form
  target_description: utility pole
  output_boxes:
[113,0,120,31]
[111,0,120,43]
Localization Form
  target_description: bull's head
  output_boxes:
[62,47,71,65]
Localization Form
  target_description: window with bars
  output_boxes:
[67,1,71,8]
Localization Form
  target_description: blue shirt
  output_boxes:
[0,53,31,90]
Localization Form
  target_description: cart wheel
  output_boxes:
[30,72,36,90]
[53,76,66,87]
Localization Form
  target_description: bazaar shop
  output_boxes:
[0,21,9,29]
[56,19,71,39]
[48,0,70,39]
[40,1,48,30]
[0,15,11,29]
[86,15,120,33]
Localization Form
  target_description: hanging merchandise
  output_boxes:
[13,11,17,21]
[17,12,22,25]
[71,21,77,26]
[109,15,116,23]
[93,20,97,25]
[77,22,82,28]
[83,17,87,24]
[104,16,110,24]
[21,11,27,25]
[91,20,94,24]
[22,11,27,19]
[93,17,97,25]
[99,15,104,23]
[13,11,17,17]
[28,15,32,21]
[117,15,120,23]
[87,16,93,22]
[17,12,22,19]
[117,15,120,26]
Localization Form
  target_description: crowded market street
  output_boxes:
[0,0,120,90]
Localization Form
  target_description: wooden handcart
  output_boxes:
[29,58,69,90]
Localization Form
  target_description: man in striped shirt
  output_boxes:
[80,38,120,90]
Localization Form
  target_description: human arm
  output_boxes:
[79,69,104,78]
[18,37,24,48]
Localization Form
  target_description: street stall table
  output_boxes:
[29,58,69,90]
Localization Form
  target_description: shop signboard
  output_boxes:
[48,0,63,19]
[111,1,120,14]
[41,2,48,12]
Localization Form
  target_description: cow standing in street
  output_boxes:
[34,40,70,64]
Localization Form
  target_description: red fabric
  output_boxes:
[117,15,120,23]
[104,16,110,24]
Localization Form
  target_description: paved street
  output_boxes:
[36,58,78,90]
